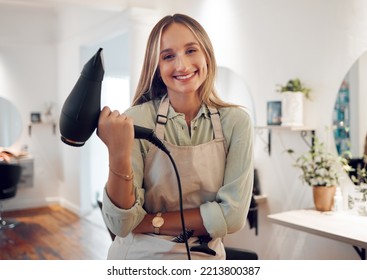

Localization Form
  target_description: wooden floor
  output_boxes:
[0,205,112,260]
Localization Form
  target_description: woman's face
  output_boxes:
[158,23,208,98]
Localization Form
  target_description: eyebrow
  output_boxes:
[160,42,200,55]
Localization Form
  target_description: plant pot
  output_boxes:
[281,91,304,126]
[313,185,336,211]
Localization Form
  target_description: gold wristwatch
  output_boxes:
[152,212,164,235]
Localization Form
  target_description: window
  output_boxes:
[101,76,130,111]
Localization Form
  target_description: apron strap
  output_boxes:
[207,106,224,140]
[155,96,170,139]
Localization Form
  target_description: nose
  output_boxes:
[175,54,189,71]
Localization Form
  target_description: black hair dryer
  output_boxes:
[59,48,104,147]
[59,48,168,152]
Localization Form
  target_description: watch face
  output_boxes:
[153,216,164,228]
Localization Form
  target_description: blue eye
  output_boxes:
[163,54,175,60]
[187,48,197,54]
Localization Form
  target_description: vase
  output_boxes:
[281,91,304,126]
[313,185,336,211]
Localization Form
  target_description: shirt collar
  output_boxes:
[167,103,211,120]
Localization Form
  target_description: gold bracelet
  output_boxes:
[109,166,134,181]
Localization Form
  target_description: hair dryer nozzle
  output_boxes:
[59,48,104,147]
[60,136,85,147]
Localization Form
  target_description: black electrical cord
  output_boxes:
[165,151,191,260]
[149,134,191,260]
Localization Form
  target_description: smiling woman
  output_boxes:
[158,23,208,113]
[99,13,254,260]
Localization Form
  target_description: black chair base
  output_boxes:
[0,218,19,229]
[225,247,258,260]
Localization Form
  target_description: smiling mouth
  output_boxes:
[174,72,196,80]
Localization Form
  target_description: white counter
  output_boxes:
[268,209,367,259]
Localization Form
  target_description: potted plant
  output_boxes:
[341,154,367,215]
[276,78,311,99]
[276,78,311,127]
[287,136,341,211]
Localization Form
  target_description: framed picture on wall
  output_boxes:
[267,101,282,125]
[30,112,41,123]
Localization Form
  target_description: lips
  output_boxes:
[174,72,196,80]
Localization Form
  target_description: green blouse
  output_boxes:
[102,98,254,239]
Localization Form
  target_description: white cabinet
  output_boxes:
[18,157,34,188]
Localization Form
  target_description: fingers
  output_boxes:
[97,107,130,141]
[100,106,128,120]
[100,106,119,118]
[115,112,127,120]
[100,106,112,118]
[97,107,134,152]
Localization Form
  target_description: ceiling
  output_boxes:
[0,0,158,44]
[0,0,137,12]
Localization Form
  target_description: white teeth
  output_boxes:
[175,73,195,80]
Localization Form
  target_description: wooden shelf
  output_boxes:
[254,194,267,204]
[28,122,57,136]
[254,125,315,156]
[255,125,315,131]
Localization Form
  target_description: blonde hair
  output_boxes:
[132,14,237,108]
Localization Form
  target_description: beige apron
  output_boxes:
[108,96,227,260]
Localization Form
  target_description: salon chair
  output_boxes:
[224,247,258,260]
[0,163,22,229]
[96,200,258,260]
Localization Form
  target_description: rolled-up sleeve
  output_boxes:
[102,183,147,237]
[200,108,254,238]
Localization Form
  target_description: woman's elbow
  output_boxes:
[227,216,246,234]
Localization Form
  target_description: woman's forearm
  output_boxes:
[106,156,136,209]
[132,208,209,237]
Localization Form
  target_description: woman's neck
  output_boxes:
[168,93,201,123]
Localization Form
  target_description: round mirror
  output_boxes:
[333,51,367,158]
[215,66,255,123]
[0,97,22,147]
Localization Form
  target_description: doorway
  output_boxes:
[81,33,131,210]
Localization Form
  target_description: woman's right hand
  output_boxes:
[97,106,135,162]
[98,106,136,209]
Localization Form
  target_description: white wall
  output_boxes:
[1,0,366,259]
[0,44,60,209]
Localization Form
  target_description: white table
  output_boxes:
[268,209,367,259]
